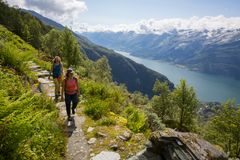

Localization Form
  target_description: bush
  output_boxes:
[145,111,165,131]
[124,105,147,133]
[84,99,110,120]
[0,43,29,73]
[0,69,65,160]
[97,117,116,126]
[80,80,126,114]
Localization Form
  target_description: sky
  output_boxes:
[6,0,240,32]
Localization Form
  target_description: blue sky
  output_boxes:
[80,0,240,25]
[6,0,240,31]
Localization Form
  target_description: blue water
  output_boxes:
[117,51,240,104]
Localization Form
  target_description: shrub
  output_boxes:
[97,117,116,126]
[124,105,147,133]
[0,70,65,160]
[80,80,126,114]
[84,99,110,120]
[145,110,165,131]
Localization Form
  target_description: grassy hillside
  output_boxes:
[0,2,239,158]
[0,25,65,159]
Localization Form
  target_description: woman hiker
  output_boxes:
[50,56,64,102]
[62,68,80,121]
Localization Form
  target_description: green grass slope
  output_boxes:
[0,25,65,160]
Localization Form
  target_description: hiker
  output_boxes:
[50,56,64,101]
[62,68,80,121]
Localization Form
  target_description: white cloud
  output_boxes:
[77,16,240,34]
[6,0,87,26]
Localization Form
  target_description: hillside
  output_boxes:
[0,2,239,159]
[23,9,174,97]
[82,29,240,80]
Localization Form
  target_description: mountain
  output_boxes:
[24,10,174,97]
[82,29,240,80]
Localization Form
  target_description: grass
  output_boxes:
[0,25,66,160]
[0,25,51,80]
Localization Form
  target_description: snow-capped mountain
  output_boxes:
[81,27,240,80]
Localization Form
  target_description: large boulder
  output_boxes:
[128,128,227,160]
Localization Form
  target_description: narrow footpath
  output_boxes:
[28,61,90,160]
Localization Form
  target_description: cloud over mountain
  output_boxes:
[78,16,240,34]
[6,0,87,25]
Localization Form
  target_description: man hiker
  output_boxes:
[62,68,80,121]
[49,56,64,101]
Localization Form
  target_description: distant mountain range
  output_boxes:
[24,10,174,97]
[82,29,240,80]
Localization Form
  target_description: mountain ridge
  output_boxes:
[82,29,240,80]
[24,9,174,97]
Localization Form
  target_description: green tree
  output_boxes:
[172,79,198,131]
[94,56,112,82]
[62,27,82,67]
[151,79,173,122]
[41,29,63,57]
[204,100,240,158]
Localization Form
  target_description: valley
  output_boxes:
[117,51,240,104]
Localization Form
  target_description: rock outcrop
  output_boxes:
[129,128,227,160]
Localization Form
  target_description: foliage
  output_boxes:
[131,91,149,105]
[0,25,51,77]
[0,1,51,49]
[151,79,173,121]
[62,27,83,67]
[84,98,110,120]
[93,56,112,83]
[80,80,126,114]
[41,29,63,57]
[204,100,240,158]
[97,117,116,126]
[0,69,65,160]
[172,79,198,131]
[144,106,165,131]
[124,105,147,133]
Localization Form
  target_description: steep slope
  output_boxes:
[83,29,240,79]
[23,10,174,96]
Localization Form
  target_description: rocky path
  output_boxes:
[28,61,90,160]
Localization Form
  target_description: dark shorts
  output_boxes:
[65,93,79,105]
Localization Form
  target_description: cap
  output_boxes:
[67,67,73,73]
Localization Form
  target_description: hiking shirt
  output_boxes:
[65,78,78,95]
[52,63,62,78]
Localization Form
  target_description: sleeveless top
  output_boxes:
[53,64,62,78]
[65,78,78,95]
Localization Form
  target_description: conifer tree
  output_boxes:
[151,79,173,122]
[172,79,198,131]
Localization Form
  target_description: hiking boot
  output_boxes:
[72,108,75,115]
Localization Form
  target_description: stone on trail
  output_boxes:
[91,151,120,160]
[88,138,97,145]
[87,127,95,133]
